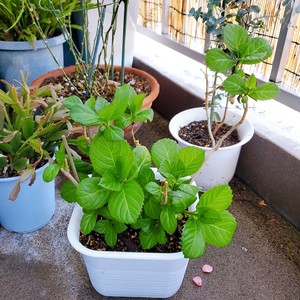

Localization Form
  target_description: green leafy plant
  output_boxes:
[0,0,79,43]
[203,23,280,149]
[0,75,68,199]
[30,0,129,97]
[44,84,237,258]
[188,1,281,150]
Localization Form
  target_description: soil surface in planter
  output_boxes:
[40,67,151,102]
[80,218,186,253]
[179,120,239,147]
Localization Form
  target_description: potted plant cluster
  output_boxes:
[169,1,280,190]
[30,0,159,107]
[0,0,79,89]
[43,84,237,298]
[0,75,69,233]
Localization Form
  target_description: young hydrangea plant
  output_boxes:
[43,84,237,258]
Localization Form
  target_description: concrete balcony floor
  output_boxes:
[0,112,299,300]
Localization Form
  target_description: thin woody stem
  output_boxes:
[62,135,80,183]
[191,102,249,184]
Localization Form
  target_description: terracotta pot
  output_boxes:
[31,65,159,143]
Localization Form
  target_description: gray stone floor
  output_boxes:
[1,112,299,300]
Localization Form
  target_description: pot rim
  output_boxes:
[67,204,186,260]
[169,107,254,151]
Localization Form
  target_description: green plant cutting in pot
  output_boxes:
[44,84,237,258]
[0,75,69,199]
[0,0,79,43]
[202,23,280,150]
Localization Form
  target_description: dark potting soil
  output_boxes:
[40,67,151,102]
[80,218,187,253]
[178,120,239,147]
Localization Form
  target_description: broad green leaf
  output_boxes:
[133,109,154,123]
[145,181,162,196]
[95,97,109,112]
[139,222,167,249]
[205,48,235,73]
[143,197,162,219]
[90,135,132,175]
[151,138,179,168]
[98,97,127,121]
[181,217,206,258]
[85,97,96,110]
[80,210,98,235]
[160,206,178,234]
[197,207,222,224]
[129,145,151,180]
[170,190,198,213]
[99,170,122,191]
[177,146,205,176]
[64,96,101,126]
[201,211,237,247]
[94,219,127,247]
[223,74,246,95]
[248,82,280,100]
[128,93,145,114]
[74,136,90,155]
[240,37,272,64]
[103,125,124,141]
[43,164,61,182]
[245,74,257,89]
[61,180,78,203]
[114,84,136,103]
[73,158,93,174]
[198,184,233,211]
[63,95,83,109]
[108,180,144,223]
[224,24,249,57]
[76,177,110,209]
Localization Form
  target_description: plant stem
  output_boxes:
[62,135,80,183]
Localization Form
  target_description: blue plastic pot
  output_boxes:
[0,34,65,89]
[0,163,55,233]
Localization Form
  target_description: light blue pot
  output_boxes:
[0,163,55,233]
[0,34,65,89]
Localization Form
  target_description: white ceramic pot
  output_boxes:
[0,163,55,233]
[67,204,189,298]
[169,107,254,190]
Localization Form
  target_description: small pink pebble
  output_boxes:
[192,276,202,287]
[202,264,213,273]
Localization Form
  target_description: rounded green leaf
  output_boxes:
[181,217,206,258]
[205,48,235,73]
[160,206,177,234]
[151,138,179,168]
[43,164,61,182]
[108,180,144,224]
[198,184,233,211]
[248,82,280,100]
[201,211,237,247]
[76,177,109,209]
[224,24,249,57]
[223,74,246,95]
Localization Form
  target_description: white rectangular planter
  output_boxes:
[67,204,189,298]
